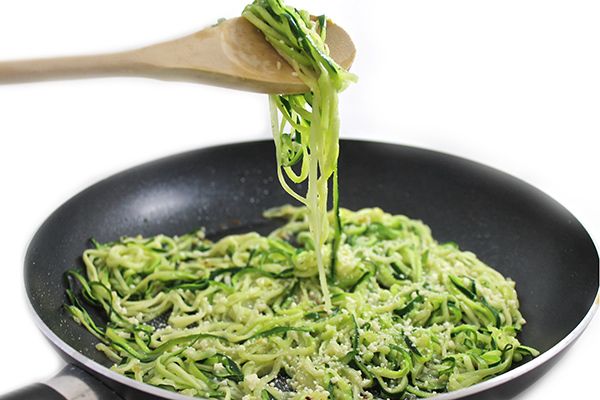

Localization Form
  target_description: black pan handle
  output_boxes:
[0,384,65,400]
[0,364,122,400]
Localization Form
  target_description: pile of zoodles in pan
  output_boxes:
[65,1,538,399]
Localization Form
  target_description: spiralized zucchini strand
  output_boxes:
[65,2,538,399]
[66,206,538,399]
[243,0,357,310]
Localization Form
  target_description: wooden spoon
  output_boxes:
[0,17,355,94]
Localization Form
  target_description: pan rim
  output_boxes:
[25,139,600,400]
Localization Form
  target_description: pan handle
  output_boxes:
[0,384,65,400]
[0,364,122,400]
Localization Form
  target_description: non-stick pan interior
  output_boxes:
[25,140,599,370]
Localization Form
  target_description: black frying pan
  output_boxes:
[4,140,598,400]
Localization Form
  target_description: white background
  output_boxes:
[0,0,598,398]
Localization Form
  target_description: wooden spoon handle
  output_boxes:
[0,51,144,84]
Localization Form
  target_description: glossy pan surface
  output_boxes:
[25,140,599,399]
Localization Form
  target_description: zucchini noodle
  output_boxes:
[66,206,538,399]
[243,0,357,309]
[65,1,538,398]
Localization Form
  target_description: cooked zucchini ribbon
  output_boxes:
[66,206,538,399]
[243,0,357,309]
[65,1,537,399]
